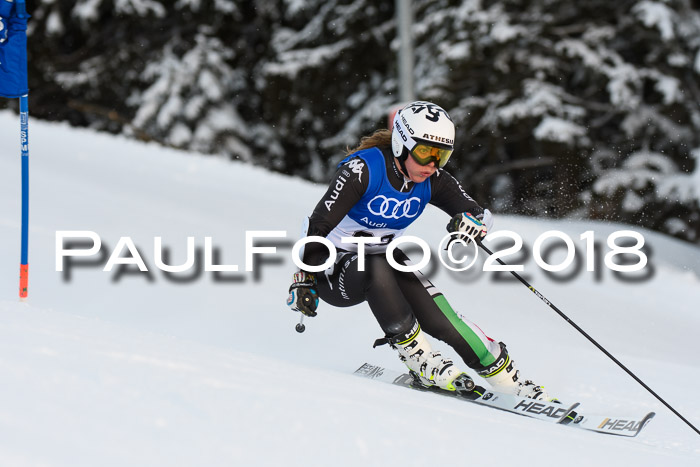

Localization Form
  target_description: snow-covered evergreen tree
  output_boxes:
[406,0,700,241]
[11,0,700,243]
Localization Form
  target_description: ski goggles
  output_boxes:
[410,143,453,168]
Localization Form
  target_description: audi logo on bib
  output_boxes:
[367,195,422,219]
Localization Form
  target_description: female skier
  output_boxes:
[287,101,551,400]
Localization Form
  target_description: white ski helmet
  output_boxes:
[391,101,455,168]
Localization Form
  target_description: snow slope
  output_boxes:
[0,111,699,466]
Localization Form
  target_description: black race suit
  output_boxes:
[301,146,500,370]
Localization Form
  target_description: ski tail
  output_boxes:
[571,411,656,437]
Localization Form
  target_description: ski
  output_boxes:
[568,411,656,437]
[354,363,579,425]
[355,363,655,437]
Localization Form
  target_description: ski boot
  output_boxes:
[389,323,480,397]
[477,342,556,402]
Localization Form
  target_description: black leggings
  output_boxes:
[315,248,499,370]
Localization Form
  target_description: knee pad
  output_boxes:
[384,315,419,342]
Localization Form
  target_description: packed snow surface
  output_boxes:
[0,112,699,466]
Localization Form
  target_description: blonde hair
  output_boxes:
[345,129,392,157]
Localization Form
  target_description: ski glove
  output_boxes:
[446,212,488,245]
[287,271,319,317]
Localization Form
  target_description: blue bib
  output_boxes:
[338,148,431,231]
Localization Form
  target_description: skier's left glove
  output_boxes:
[446,212,488,245]
[287,271,319,317]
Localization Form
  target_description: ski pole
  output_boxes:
[295,313,306,333]
[477,241,700,437]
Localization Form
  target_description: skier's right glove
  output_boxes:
[287,271,319,317]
